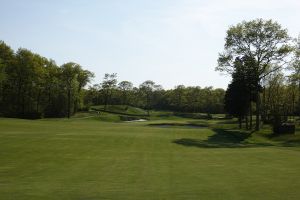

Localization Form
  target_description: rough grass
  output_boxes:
[1,116,300,200]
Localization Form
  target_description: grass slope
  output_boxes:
[1,117,300,200]
[91,105,148,116]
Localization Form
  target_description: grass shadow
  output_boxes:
[264,132,300,148]
[173,128,276,148]
[148,123,208,128]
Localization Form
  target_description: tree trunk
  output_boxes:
[238,116,242,129]
[104,90,108,111]
[250,104,253,130]
[48,87,51,106]
[298,80,300,116]
[17,78,22,113]
[74,97,78,114]
[261,86,266,123]
[36,89,41,112]
[147,93,150,116]
[122,91,127,105]
[246,114,249,130]
[0,83,3,106]
[67,88,71,118]
[22,89,25,114]
[109,90,113,107]
[291,87,295,117]
[74,92,78,114]
[256,91,261,131]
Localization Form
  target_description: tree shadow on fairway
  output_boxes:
[148,122,208,128]
[173,128,275,148]
[265,133,300,148]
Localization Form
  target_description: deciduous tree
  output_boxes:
[217,19,293,130]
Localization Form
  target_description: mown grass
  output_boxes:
[1,115,300,200]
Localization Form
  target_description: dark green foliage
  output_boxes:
[224,56,257,127]
[101,73,117,111]
[273,123,295,135]
[217,19,293,130]
[0,40,225,118]
[86,82,225,114]
[0,41,93,118]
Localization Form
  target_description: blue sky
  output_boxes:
[0,0,299,89]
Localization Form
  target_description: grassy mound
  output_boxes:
[91,105,148,116]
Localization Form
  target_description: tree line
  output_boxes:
[4,18,296,124]
[0,41,94,118]
[218,19,300,131]
[0,41,225,119]
[85,76,225,114]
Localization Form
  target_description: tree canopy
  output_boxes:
[217,19,294,130]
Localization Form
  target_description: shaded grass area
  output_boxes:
[173,129,281,148]
[173,129,252,148]
[1,117,300,200]
[148,122,208,129]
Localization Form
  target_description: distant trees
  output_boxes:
[118,81,133,105]
[43,59,65,117]
[83,77,225,114]
[264,73,287,120]
[60,62,94,118]
[139,80,159,115]
[75,67,94,112]
[0,40,226,119]
[165,86,225,113]
[0,41,93,118]
[171,85,185,111]
[101,73,117,110]
[289,35,300,114]
[0,59,6,109]
[217,19,293,130]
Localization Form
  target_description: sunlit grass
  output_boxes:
[0,116,300,200]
